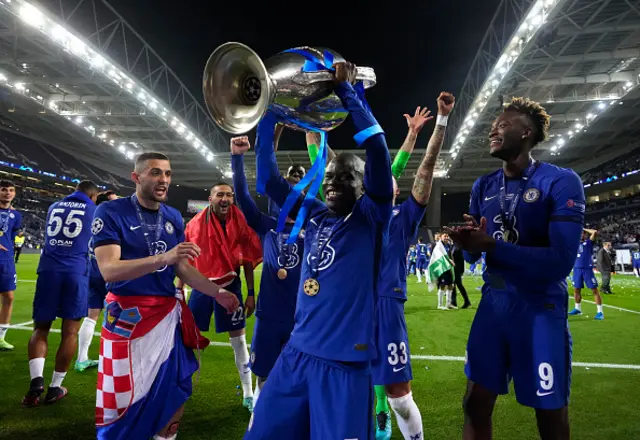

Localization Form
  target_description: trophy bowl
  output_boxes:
[203,42,376,134]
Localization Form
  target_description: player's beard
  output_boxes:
[141,181,168,204]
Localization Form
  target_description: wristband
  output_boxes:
[436,114,449,127]
[247,289,255,297]
[391,150,411,179]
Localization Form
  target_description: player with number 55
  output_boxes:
[22,181,99,407]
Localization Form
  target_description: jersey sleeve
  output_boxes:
[92,203,122,248]
[11,211,22,240]
[232,153,269,236]
[174,211,185,244]
[491,170,585,282]
[334,82,393,226]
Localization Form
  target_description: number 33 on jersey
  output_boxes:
[38,191,96,275]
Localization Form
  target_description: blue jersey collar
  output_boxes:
[66,191,95,205]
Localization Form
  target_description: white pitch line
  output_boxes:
[6,325,640,370]
[578,299,640,315]
[17,279,36,283]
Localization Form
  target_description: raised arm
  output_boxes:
[231,137,268,235]
[412,93,455,205]
[333,63,392,208]
[584,228,598,241]
[490,171,585,282]
[392,106,434,178]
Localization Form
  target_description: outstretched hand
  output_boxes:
[404,107,433,135]
[231,136,251,155]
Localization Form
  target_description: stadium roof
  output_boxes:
[0,0,230,189]
[442,0,640,192]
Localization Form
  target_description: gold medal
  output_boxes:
[0,231,3,237]
[277,268,288,280]
[503,230,510,242]
[303,278,320,296]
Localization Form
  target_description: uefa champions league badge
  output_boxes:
[91,218,104,235]
[523,188,540,203]
[9,212,14,218]
[165,221,174,234]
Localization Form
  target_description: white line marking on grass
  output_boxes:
[11,320,33,327]
[6,326,640,370]
[17,279,36,283]
[578,299,640,315]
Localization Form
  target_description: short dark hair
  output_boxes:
[96,190,116,205]
[76,180,99,195]
[418,237,423,243]
[0,180,15,189]
[135,152,170,173]
[210,182,233,193]
[504,97,551,146]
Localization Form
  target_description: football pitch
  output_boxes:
[1,254,640,440]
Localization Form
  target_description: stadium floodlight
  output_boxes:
[1,0,220,167]
[442,0,561,175]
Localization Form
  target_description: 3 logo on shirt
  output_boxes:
[492,214,519,244]
[278,243,300,269]
[306,238,335,271]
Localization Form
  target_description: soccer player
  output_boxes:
[633,248,640,277]
[373,92,454,440]
[447,97,584,440]
[91,152,239,439]
[76,190,119,372]
[22,181,99,406]
[415,237,429,282]
[246,61,392,440]
[407,245,417,276]
[568,228,604,320]
[182,181,262,412]
[14,230,25,263]
[0,180,22,351]
[230,135,305,406]
[439,233,456,309]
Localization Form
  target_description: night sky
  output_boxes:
[108,0,501,152]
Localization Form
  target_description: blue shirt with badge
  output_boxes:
[408,247,417,262]
[574,239,594,269]
[38,191,95,274]
[92,196,184,297]
[0,207,21,262]
[468,162,585,298]
[378,197,426,300]
[232,154,304,324]
[416,243,428,260]
[632,251,640,264]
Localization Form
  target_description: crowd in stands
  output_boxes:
[581,147,640,185]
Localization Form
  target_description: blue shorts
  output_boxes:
[465,289,572,410]
[250,317,294,378]
[572,268,598,289]
[189,278,245,333]
[416,258,428,270]
[33,271,89,323]
[407,261,416,274]
[245,344,373,440]
[633,261,640,269]
[372,297,412,385]
[0,259,16,292]
[88,276,108,310]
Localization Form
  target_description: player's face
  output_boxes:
[209,184,234,218]
[322,153,364,216]
[132,159,172,203]
[0,185,16,204]
[489,112,530,160]
[287,166,305,184]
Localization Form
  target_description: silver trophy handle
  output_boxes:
[293,66,376,89]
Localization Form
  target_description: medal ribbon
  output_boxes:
[498,160,537,237]
[130,195,164,258]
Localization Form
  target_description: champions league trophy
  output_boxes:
[202,42,377,134]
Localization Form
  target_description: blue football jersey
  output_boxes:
[416,243,428,259]
[378,197,426,300]
[470,162,585,298]
[38,191,96,274]
[92,196,184,297]
[574,239,594,269]
[632,251,640,263]
[408,248,417,261]
[0,207,21,261]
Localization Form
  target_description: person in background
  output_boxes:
[451,243,472,309]
[14,230,25,263]
[596,242,614,295]
[568,228,604,320]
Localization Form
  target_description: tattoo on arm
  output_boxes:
[412,124,446,205]
[399,131,418,154]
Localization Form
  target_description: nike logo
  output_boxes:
[536,390,555,397]
[129,225,141,231]
[393,366,406,372]
[484,195,497,201]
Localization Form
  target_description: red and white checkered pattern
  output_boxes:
[96,338,134,425]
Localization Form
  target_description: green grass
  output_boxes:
[1,254,640,439]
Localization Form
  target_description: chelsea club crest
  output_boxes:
[165,221,174,234]
[523,188,540,203]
